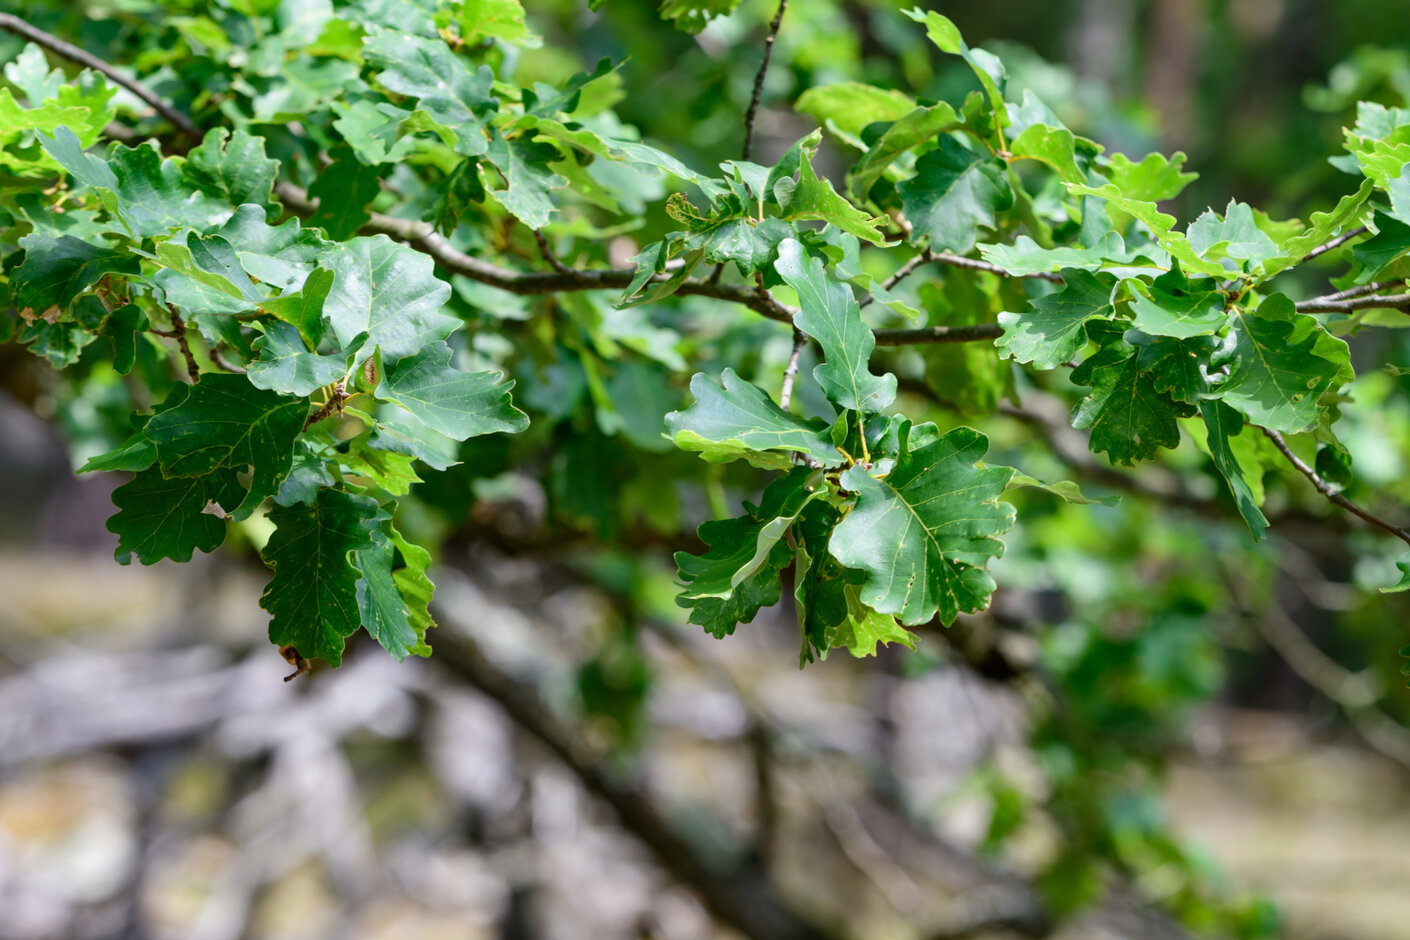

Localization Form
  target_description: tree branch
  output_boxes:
[427,622,828,940]
[0,13,200,137]
[931,250,1064,283]
[742,0,789,162]
[1261,427,1410,546]
[164,307,200,383]
[1301,224,1368,262]
[1294,292,1410,314]
[873,323,1004,346]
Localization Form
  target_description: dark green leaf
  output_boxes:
[830,424,1015,625]
[899,136,1013,254]
[1201,400,1268,540]
[375,342,528,440]
[108,466,243,565]
[261,489,382,666]
[995,269,1114,369]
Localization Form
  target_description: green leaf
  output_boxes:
[483,130,569,227]
[995,269,1115,369]
[666,369,843,469]
[455,0,539,46]
[366,404,462,471]
[108,466,243,565]
[1381,552,1410,593]
[261,489,382,667]
[794,82,916,149]
[322,234,461,361]
[1261,179,1373,276]
[251,57,360,122]
[676,468,821,601]
[99,303,147,375]
[144,374,309,519]
[827,585,917,658]
[248,321,354,396]
[1068,182,1226,278]
[42,129,228,238]
[1127,265,1226,338]
[1006,473,1119,505]
[375,342,528,440]
[1199,400,1269,540]
[1009,123,1084,184]
[846,101,961,202]
[14,232,137,315]
[830,424,1015,625]
[307,144,382,239]
[657,0,741,32]
[1186,200,1280,270]
[184,128,279,214]
[774,238,896,413]
[1214,294,1349,433]
[1071,325,1191,465]
[899,136,1013,254]
[979,232,1156,277]
[363,30,497,156]
[1352,211,1410,282]
[351,513,433,660]
[1102,151,1196,203]
[904,10,1009,135]
[771,132,887,245]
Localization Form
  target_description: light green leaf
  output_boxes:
[794,82,916,149]
[1127,265,1226,338]
[846,101,961,202]
[322,234,461,361]
[1102,151,1196,202]
[1200,400,1268,540]
[375,341,529,440]
[774,238,896,413]
[665,369,843,469]
[996,269,1115,369]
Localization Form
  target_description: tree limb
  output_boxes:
[1261,427,1410,546]
[0,13,199,136]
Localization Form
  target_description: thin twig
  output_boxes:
[1304,279,1405,304]
[1261,427,1410,546]
[741,0,788,162]
[1294,292,1410,314]
[531,228,574,276]
[0,13,199,136]
[210,347,246,373]
[1302,224,1368,262]
[932,251,1064,283]
[859,248,931,309]
[778,329,807,412]
[164,307,200,383]
[873,323,1004,346]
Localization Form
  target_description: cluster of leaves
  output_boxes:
[4,2,1409,669]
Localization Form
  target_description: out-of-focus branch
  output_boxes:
[427,619,829,940]
[741,0,788,162]
[1262,428,1410,546]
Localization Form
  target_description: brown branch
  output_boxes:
[1294,292,1410,314]
[209,347,246,374]
[742,0,789,162]
[275,183,802,326]
[164,307,200,383]
[932,251,1064,283]
[859,248,931,309]
[428,626,828,940]
[0,13,199,137]
[1302,224,1368,262]
[1261,428,1410,546]
[873,323,1004,346]
[532,228,574,276]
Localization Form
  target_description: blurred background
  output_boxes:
[4,0,1410,938]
